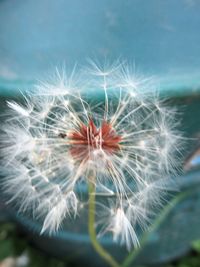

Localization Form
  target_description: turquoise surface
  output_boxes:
[0,0,200,96]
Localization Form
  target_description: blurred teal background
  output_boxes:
[0,0,200,96]
[1,1,200,267]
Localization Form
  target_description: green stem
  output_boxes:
[88,180,121,267]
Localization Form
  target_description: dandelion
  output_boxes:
[1,62,182,267]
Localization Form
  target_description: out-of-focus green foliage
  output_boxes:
[192,240,200,254]
[0,222,66,267]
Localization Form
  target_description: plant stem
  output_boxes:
[88,180,121,267]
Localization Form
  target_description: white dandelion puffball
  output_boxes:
[1,62,182,250]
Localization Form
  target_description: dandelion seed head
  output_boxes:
[1,62,183,250]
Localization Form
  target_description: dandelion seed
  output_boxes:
[7,101,30,117]
[0,62,182,250]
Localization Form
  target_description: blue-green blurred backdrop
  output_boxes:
[0,0,200,95]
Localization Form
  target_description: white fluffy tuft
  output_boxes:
[1,62,183,249]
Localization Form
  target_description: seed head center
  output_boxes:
[60,119,122,161]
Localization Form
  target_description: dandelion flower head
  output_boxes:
[1,62,182,250]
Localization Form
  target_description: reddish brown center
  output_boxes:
[62,120,122,161]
